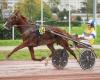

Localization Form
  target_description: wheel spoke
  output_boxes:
[79,49,96,70]
[52,49,68,69]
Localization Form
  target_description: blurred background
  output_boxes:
[0,0,100,40]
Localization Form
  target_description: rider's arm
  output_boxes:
[91,31,96,38]
[84,35,93,40]
[78,32,84,37]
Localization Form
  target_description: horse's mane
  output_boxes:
[20,15,28,22]
[14,10,28,23]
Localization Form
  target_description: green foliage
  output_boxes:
[71,16,82,26]
[0,49,100,60]
[0,23,21,40]
[97,3,100,13]
[96,25,100,44]
[45,21,81,27]
[80,0,93,13]
[51,6,59,13]
[44,21,67,26]
[76,16,82,21]
[15,0,52,21]
[0,9,3,23]
[48,0,60,7]
[0,23,12,39]
[43,3,52,21]
[71,24,85,34]
[0,50,50,60]
[48,0,60,14]
[0,40,22,46]
[87,0,93,13]
[57,9,68,20]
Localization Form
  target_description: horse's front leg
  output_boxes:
[58,39,79,63]
[28,46,46,61]
[45,43,55,65]
[47,43,56,57]
[7,42,27,59]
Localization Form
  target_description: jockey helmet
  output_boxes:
[88,19,95,27]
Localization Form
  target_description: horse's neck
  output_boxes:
[17,20,30,34]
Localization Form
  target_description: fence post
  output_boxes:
[12,27,14,40]
[41,0,43,26]
[93,0,97,37]
[68,4,71,34]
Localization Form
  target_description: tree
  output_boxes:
[43,3,52,21]
[57,9,68,20]
[87,0,93,13]
[97,3,100,13]
[1,0,7,10]
[0,9,3,23]
[25,0,35,21]
[75,16,82,26]
[48,0,60,7]
[48,0,60,13]
[80,0,93,13]
[14,0,52,21]
[80,0,94,20]
[51,6,59,13]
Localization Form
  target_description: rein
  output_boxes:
[14,24,51,33]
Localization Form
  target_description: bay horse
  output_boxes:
[3,11,78,62]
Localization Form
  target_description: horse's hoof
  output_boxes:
[45,63,48,66]
[6,56,10,60]
[41,57,46,61]
[6,55,10,60]
[45,57,50,66]
[45,58,49,66]
[32,57,46,61]
[41,57,45,60]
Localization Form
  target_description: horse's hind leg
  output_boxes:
[47,43,56,57]
[58,39,79,62]
[7,42,27,59]
[28,46,46,61]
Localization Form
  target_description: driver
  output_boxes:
[79,19,96,45]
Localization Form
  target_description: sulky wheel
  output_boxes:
[79,49,96,70]
[52,49,68,70]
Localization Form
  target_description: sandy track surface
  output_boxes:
[0,59,100,80]
[0,45,100,51]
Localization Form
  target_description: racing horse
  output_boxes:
[3,11,78,62]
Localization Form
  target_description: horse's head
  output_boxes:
[3,11,27,30]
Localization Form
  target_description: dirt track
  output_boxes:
[0,45,100,51]
[0,59,100,80]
